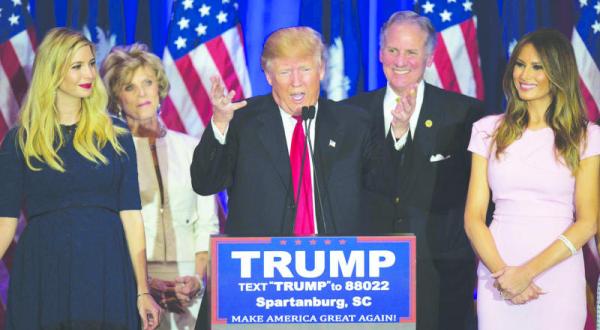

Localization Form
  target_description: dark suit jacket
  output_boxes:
[345,83,483,330]
[346,83,483,259]
[191,94,379,236]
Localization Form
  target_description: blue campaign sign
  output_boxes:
[210,236,416,326]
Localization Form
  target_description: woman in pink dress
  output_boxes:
[464,29,600,329]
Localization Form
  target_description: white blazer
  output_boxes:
[134,129,219,262]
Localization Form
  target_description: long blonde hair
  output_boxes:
[495,29,588,173]
[17,28,125,172]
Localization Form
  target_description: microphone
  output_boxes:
[301,105,334,234]
[302,105,315,121]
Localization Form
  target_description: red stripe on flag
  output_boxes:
[460,19,484,100]
[160,96,187,133]
[0,114,8,140]
[0,302,5,330]
[2,242,16,271]
[205,36,245,101]
[174,55,213,126]
[0,42,28,105]
[217,196,227,234]
[580,80,599,122]
[27,26,37,51]
[433,35,461,94]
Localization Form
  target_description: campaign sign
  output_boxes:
[210,236,416,329]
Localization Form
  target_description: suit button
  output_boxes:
[394,196,400,204]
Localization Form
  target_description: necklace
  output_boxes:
[61,123,77,140]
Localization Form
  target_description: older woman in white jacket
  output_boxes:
[101,43,219,329]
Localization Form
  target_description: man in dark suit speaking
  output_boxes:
[345,11,483,330]
[190,26,381,238]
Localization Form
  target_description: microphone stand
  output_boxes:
[302,105,334,234]
[289,108,311,234]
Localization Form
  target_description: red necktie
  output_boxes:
[290,116,315,235]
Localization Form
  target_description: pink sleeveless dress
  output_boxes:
[468,115,600,330]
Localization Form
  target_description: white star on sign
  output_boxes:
[440,9,452,22]
[195,23,207,36]
[580,0,588,7]
[178,17,190,30]
[592,20,600,34]
[216,10,228,24]
[595,1,600,14]
[182,0,194,10]
[174,36,187,49]
[12,0,21,6]
[463,0,473,11]
[448,0,457,3]
[8,13,19,25]
[199,4,210,17]
[422,1,435,14]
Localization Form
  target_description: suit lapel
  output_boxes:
[370,88,387,142]
[398,84,442,197]
[413,84,442,159]
[315,99,342,183]
[257,96,292,189]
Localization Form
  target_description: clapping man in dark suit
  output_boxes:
[191,26,380,237]
[345,11,484,330]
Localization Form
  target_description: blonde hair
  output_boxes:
[495,29,588,173]
[100,43,170,115]
[17,27,125,172]
[260,26,326,72]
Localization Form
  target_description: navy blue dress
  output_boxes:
[0,121,141,330]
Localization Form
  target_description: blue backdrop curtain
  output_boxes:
[23,0,591,114]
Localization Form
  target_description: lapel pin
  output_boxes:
[425,119,433,128]
[329,140,336,148]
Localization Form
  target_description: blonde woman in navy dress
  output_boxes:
[0,28,160,329]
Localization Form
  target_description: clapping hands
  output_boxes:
[390,84,418,139]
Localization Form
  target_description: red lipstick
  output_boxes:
[79,83,92,89]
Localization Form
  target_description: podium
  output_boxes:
[208,236,416,329]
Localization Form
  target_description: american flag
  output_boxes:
[0,0,35,138]
[0,0,35,326]
[573,5,600,326]
[419,0,484,100]
[572,0,600,122]
[161,0,252,137]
